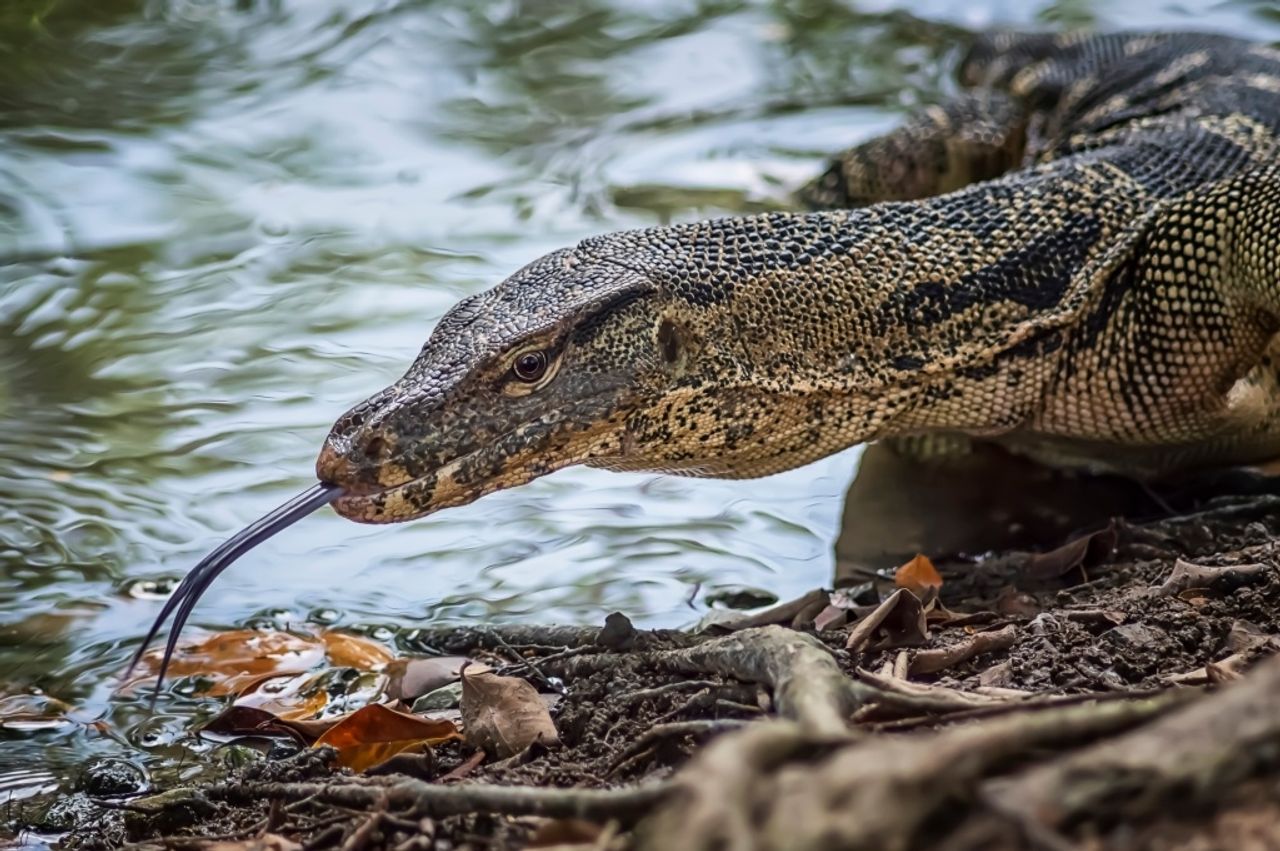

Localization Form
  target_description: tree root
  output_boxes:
[986,652,1280,835]
[209,777,671,824]
[637,690,1191,851]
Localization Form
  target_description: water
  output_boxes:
[0,0,1276,819]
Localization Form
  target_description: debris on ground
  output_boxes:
[23,494,1280,850]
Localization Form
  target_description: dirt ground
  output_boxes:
[39,491,1280,850]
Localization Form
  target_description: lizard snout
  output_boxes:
[316,425,399,495]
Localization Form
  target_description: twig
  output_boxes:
[908,624,1018,675]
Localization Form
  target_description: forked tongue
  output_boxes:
[124,482,344,704]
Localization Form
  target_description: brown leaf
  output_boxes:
[1023,521,1117,582]
[438,749,486,783]
[700,589,830,634]
[460,667,560,759]
[845,589,929,652]
[812,604,849,632]
[0,693,74,732]
[313,704,461,772]
[383,656,486,703]
[133,629,326,696]
[1227,620,1279,654]
[1062,609,1127,628]
[231,671,331,721]
[320,631,395,670]
[200,703,342,744]
[894,554,943,597]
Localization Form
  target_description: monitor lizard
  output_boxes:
[132,30,1280,683]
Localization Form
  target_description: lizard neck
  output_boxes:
[614,168,1143,477]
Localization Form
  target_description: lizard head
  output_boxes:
[318,237,681,523]
[318,212,892,523]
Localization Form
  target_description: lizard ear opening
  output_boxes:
[657,318,686,370]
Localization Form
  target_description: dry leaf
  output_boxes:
[845,589,929,652]
[995,587,1041,618]
[320,631,395,669]
[313,703,461,773]
[527,818,605,847]
[894,554,943,596]
[461,667,560,759]
[700,589,830,634]
[384,657,485,703]
[812,604,849,632]
[1023,521,1117,582]
[438,749,486,783]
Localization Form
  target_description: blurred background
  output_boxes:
[1,0,1277,818]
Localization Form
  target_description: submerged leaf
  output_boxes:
[320,631,395,669]
[129,628,394,698]
[0,693,75,732]
[134,630,325,696]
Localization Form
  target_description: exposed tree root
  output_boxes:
[637,691,1190,851]
[987,653,1280,835]
[208,776,672,823]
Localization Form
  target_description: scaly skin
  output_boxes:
[317,31,1280,523]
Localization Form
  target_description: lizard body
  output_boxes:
[317,31,1280,522]
[131,29,1280,684]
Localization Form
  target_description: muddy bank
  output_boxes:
[29,493,1280,850]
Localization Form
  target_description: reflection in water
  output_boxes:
[0,0,1276,816]
[834,441,1159,580]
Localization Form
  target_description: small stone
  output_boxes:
[412,682,464,713]
[705,586,779,610]
[75,758,147,797]
[1104,622,1166,651]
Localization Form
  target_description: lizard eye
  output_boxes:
[512,350,549,383]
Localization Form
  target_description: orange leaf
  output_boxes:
[894,554,943,597]
[135,630,326,696]
[313,704,460,773]
[321,631,395,670]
